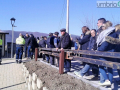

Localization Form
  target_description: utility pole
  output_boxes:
[66,0,69,33]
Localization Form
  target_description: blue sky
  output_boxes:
[0,0,120,36]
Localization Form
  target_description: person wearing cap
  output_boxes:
[16,33,25,63]
[54,32,60,66]
[56,28,71,72]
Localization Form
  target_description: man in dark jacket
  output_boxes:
[24,33,29,58]
[57,28,71,72]
[39,36,46,60]
[27,34,36,59]
[47,33,55,64]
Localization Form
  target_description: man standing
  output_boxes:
[0,39,2,65]
[57,28,71,72]
[24,33,29,58]
[39,36,46,60]
[16,33,25,63]
[97,18,106,36]
[54,32,60,66]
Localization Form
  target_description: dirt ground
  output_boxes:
[24,60,100,90]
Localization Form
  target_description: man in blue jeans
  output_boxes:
[16,33,25,63]
[24,33,29,58]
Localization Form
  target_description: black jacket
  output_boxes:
[46,36,55,48]
[39,39,46,48]
[88,36,97,50]
[28,34,36,47]
[24,36,30,46]
[58,33,71,49]
[78,32,91,50]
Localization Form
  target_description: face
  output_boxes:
[82,29,86,34]
[102,24,106,30]
[97,20,103,28]
[61,31,65,36]
[44,37,47,40]
[91,30,96,37]
[26,34,28,37]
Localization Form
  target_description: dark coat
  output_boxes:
[39,39,46,48]
[98,30,117,52]
[88,36,97,50]
[24,36,30,46]
[78,31,91,50]
[46,36,55,48]
[28,34,36,47]
[58,33,71,49]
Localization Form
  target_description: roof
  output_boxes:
[0,30,9,34]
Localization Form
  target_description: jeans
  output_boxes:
[28,46,33,58]
[99,58,113,83]
[80,63,91,76]
[24,46,28,57]
[16,47,23,61]
[46,55,49,62]
[50,55,54,65]
[117,59,120,77]
[64,59,71,71]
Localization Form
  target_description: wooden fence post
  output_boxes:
[35,48,38,61]
[59,50,64,74]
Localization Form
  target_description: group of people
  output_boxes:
[15,17,120,86]
[74,18,120,86]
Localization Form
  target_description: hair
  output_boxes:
[26,33,28,34]
[98,18,106,23]
[115,24,120,31]
[91,29,96,33]
[103,21,113,29]
[82,26,90,32]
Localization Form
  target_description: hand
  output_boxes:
[56,48,58,51]
[61,48,63,50]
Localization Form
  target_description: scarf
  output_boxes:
[96,27,115,46]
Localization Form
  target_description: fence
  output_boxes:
[35,48,120,74]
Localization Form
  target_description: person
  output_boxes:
[97,18,106,36]
[27,34,35,59]
[16,33,25,63]
[54,32,60,66]
[105,24,120,81]
[47,33,55,65]
[37,37,40,44]
[0,39,2,65]
[24,33,29,58]
[97,21,117,86]
[39,36,46,60]
[56,28,71,72]
[74,29,98,78]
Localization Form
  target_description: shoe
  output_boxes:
[74,71,82,77]
[16,60,18,64]
[64,70,70,73]
[18,61,22,64]
[98,80,111,86]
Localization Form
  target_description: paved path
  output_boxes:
[0,58,27,90]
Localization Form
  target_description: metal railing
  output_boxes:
[35,48,120,74]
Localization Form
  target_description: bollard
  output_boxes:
[59,50,64,74]
[35,48,38,61]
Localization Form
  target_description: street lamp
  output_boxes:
[10,17,16,58]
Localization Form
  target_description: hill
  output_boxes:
[2,30,79,44]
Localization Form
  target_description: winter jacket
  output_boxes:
[57,33,71,49]
[88,36,97,50]
[78,31,91,50]
[24,36,30,46]
[39,39,46,48]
